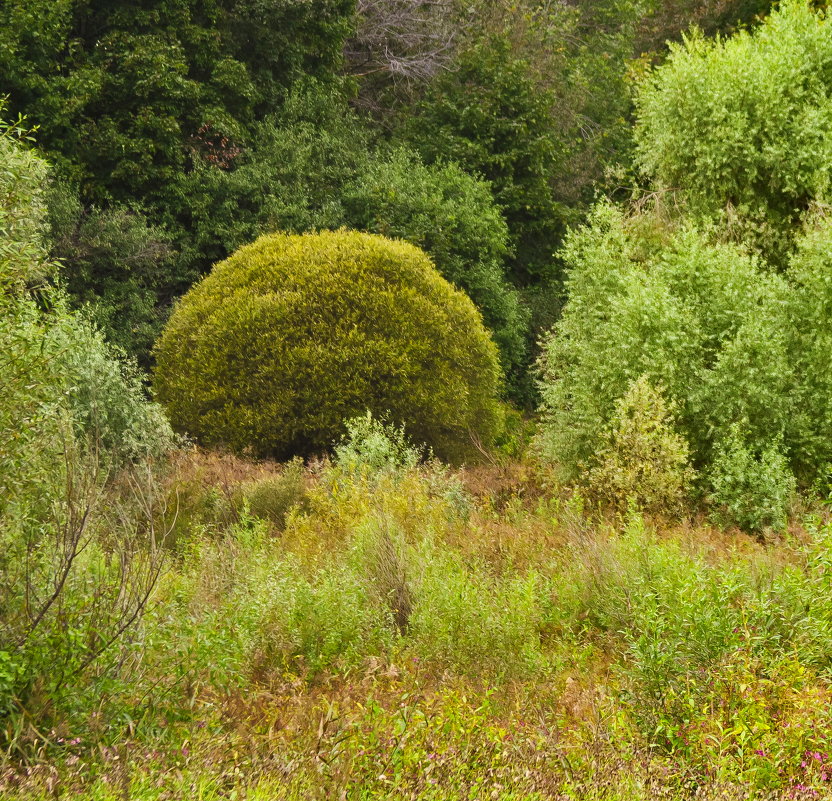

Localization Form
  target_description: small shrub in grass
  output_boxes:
[768,519,832,668]
[153,230,502,462]
[708,427,796,533]
[333,411,422,478]
[333,411,474,518]
[422,462,473,522]
[239,458,308,531]
[587,376,694,514]
[558,514,747,741]
[249,557,394,675]
[175,523,394,678]
[568,513,741,647]
[350,514,413,634]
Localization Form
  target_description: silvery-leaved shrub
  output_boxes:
[534,201,832,530]
[536,203,785,480]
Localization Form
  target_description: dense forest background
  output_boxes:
[0,0,772,398]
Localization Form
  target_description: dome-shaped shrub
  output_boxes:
[153,230,502,460]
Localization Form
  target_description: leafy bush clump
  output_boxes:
[154,230,502,461]
[182,90,528,397]
[587,376,694,514]
[782,221,832,479]
[536,202,832,529]
[708,428,796,533]
[636,0,832,262]
[409,555,545,674]
[537,204,783,479]
[334,412,423,478]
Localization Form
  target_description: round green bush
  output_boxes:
[153,230,502,460]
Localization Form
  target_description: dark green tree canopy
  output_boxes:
[0,0,354,207]
[397,37,569,285]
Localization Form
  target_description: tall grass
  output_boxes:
[7,441,832,798]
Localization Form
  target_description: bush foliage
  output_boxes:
[0,112,51,290]
[0,114,173,729]
[707,427,796,533]
[636,0,832,261]
[154,230,502,461]
[343,148,529,387]
[537,202,832,526]
[587,376,693,514]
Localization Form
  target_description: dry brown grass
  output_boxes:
[166,446,285,495]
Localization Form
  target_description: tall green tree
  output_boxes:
[0,0,354,206]
[396,37,570,286]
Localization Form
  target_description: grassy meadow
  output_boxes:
[5,437,832,801]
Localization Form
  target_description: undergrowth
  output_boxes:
[5,436,832,799]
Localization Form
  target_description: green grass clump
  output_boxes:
[239,457,308,531]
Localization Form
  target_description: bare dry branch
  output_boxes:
[346,0,461,89]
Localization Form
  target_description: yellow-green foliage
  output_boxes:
[587,376,694,514]
[635,0,832,262]
[154,230,501,461]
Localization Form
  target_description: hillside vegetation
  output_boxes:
[6,1,832,799]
